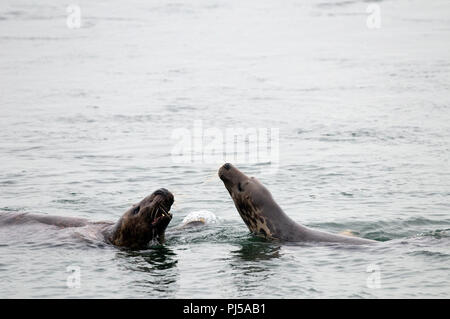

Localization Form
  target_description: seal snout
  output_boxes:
[153,188,174,205]
[218,163,233,180]
[154,188,170,197]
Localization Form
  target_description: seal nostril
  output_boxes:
[223,163,231,170]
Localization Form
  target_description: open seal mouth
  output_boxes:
[149,203,173,245]
[151,205,173,226]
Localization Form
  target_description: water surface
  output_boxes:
[0,0,449,298]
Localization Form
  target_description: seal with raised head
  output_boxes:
[218,163,376,245]
[0,188,174,249]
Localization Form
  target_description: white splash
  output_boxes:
[182,210,219,225]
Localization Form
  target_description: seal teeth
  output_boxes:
[159,206,171,218]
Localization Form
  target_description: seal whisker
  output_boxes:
[150,207,159,221]
[159,206,169,217]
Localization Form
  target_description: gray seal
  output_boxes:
[0,188,174,249]
[218,163,376,245]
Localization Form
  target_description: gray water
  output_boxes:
[1,0,450,298]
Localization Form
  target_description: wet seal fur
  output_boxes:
[219,163,376,245]
[0,188,174,249]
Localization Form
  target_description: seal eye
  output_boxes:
[238,182,243,192]
[132,206,140,215]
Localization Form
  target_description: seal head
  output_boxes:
[108,188,174,249]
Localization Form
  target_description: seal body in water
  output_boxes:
[0,188,174,249]
[218,163,376,245]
